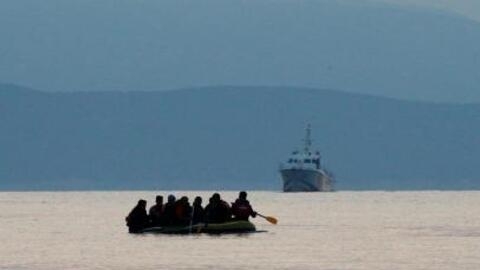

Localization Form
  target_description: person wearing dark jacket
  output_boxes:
[125,199,149,233]
[149,195,164,226]
[162,194,177,226]
[205,193,231,223]
[191,196,205,224]
[174,196,193,226]
[231,191,257,221]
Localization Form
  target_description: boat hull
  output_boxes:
[139,220,256,234]
[280,168,332,192]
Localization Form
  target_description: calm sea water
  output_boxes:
[0,191,479,270]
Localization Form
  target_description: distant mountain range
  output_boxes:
[1,83,479,190]
[1,0,480,102]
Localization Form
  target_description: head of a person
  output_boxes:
[138,199,147,208]
[212,193,221,202]
[194,196,202,206]
[239,191,247,200]
[155,195,163,205]
[180,196,189,204]
[167,194,176,203]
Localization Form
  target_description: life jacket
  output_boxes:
[232,199,254,220]
[174,202,192,223]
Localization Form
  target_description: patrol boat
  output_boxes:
[279,125,334,192]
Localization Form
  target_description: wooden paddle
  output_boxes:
[257,213,278,225]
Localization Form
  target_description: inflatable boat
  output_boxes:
[140,220,256,234]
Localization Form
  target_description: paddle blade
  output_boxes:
[265,216,278,225]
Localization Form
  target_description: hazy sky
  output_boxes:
[374,0,480,21]
[1,0,479,102]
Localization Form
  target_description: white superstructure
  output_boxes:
[280,124,334,192]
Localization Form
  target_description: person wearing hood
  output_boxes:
[125,199,149,233]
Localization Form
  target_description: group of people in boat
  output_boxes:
[125,191,256,233]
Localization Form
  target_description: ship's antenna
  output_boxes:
[304,123,312,153]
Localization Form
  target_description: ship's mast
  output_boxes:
[303,124,312,153]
